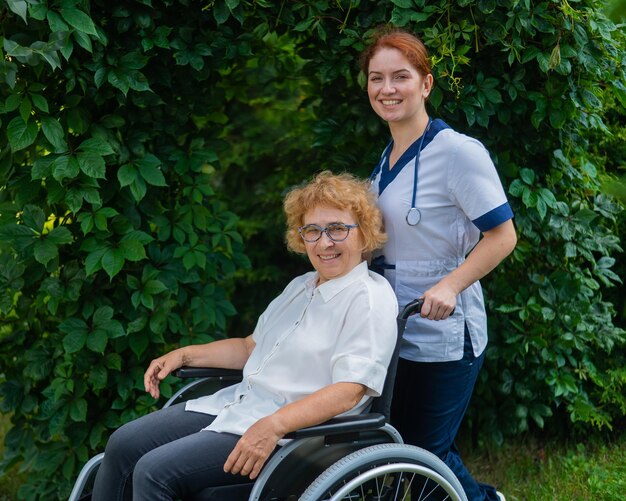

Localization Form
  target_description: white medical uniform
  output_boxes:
[370,119,513,362]
[185,261,398,436]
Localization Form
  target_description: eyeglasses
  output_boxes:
[298,223,359,243]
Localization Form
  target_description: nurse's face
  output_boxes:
[301,205,363,285]
[367,47,433,125]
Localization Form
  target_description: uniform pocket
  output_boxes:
[395,260,461,344]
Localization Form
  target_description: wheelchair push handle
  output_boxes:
[400,298,423,320]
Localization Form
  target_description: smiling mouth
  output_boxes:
[318,254,340,261]
[381,99,401,105]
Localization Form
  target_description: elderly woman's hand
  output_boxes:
[143,348,186,399]
[223,414,285,479]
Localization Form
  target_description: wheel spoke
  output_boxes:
[301,447,466,501]
[400,473,412,501]
[393,471,404,501]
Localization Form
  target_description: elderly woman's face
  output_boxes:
[301,205,363,285]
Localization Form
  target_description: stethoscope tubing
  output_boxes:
[369,117,432,227]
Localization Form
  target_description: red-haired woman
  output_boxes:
[361,27,517,501]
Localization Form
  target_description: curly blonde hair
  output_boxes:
[284,171,387,254]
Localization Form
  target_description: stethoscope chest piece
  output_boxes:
[406,207,422,226]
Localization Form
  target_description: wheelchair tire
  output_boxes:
[299,443,467,501]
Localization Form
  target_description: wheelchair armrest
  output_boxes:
[284,412,386,439]
[173,367,243,379]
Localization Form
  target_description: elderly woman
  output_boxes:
[91,171,398,501]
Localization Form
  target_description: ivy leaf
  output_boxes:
[144,280,167,295]
[104,353,122,371]
[77,153,106,179]
[391,0,414,7]
[101,247,125,279]
[127,316,147,334]
[31,155,54,180]
[73,30,93,53]
[19,96,32,122]
[520,168,535,185]
[86,329,108,353]
[69,398,88,422]
[47,226,73,245]
[59,37,74,60]
[138,155,167,186]
[538,188,558,208]
[129,331,149,357]
[60,318,89,353]
[130,177,147,202]
[88,366,108,391]
[7,0,28,24]
[4,94,20,112]
[60,7,98,36]
[107,320,125,339]
[574,208,598,227]
[41,117,67,152]
[46,11,68,31]
[34,239,58,265]
[51,155,79,182]
[22,204,46,231]
[213,1,230,24]
[85,247,106,276]
[117,164,137,187]
[119,239,146,261]
[79,213,94,234]
[78,137,115,155]
[92,305,113,326]
[108,69,130,95]
[7,116,38,151]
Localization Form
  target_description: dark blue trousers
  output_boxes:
[390,329,498,501]
[92,403,249,501]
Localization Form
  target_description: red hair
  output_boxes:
[360,27,431,77]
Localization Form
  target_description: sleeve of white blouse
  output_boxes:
[330,281,398,396]
[447,137,514,232]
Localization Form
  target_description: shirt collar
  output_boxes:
[306,260,369,302]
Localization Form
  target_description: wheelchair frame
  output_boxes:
[69,299,468,501]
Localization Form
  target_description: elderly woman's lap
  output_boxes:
[93,403,243,501]
[133,429,245,501]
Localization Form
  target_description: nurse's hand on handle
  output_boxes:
[420,280,458,321]
[419,221,518,321]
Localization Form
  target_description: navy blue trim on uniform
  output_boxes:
[378,118,450,196]
[472,201,514,231]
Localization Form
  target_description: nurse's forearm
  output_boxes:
[442,219,517,295]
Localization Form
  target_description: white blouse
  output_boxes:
[185,261,398,436]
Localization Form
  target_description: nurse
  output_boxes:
[360,27,517,501]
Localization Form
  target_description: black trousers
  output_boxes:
[391,328,498,501]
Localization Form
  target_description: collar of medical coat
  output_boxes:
[304,260,369,302]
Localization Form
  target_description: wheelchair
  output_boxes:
[69,299,468,501]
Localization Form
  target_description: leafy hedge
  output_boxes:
[0,1,252,498]
[0,0,624,498]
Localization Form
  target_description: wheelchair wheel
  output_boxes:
[299,443,467,501]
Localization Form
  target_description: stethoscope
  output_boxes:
[369,118,432,226]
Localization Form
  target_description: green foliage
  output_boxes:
[0,1,249,498]
[0,0,624,498]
